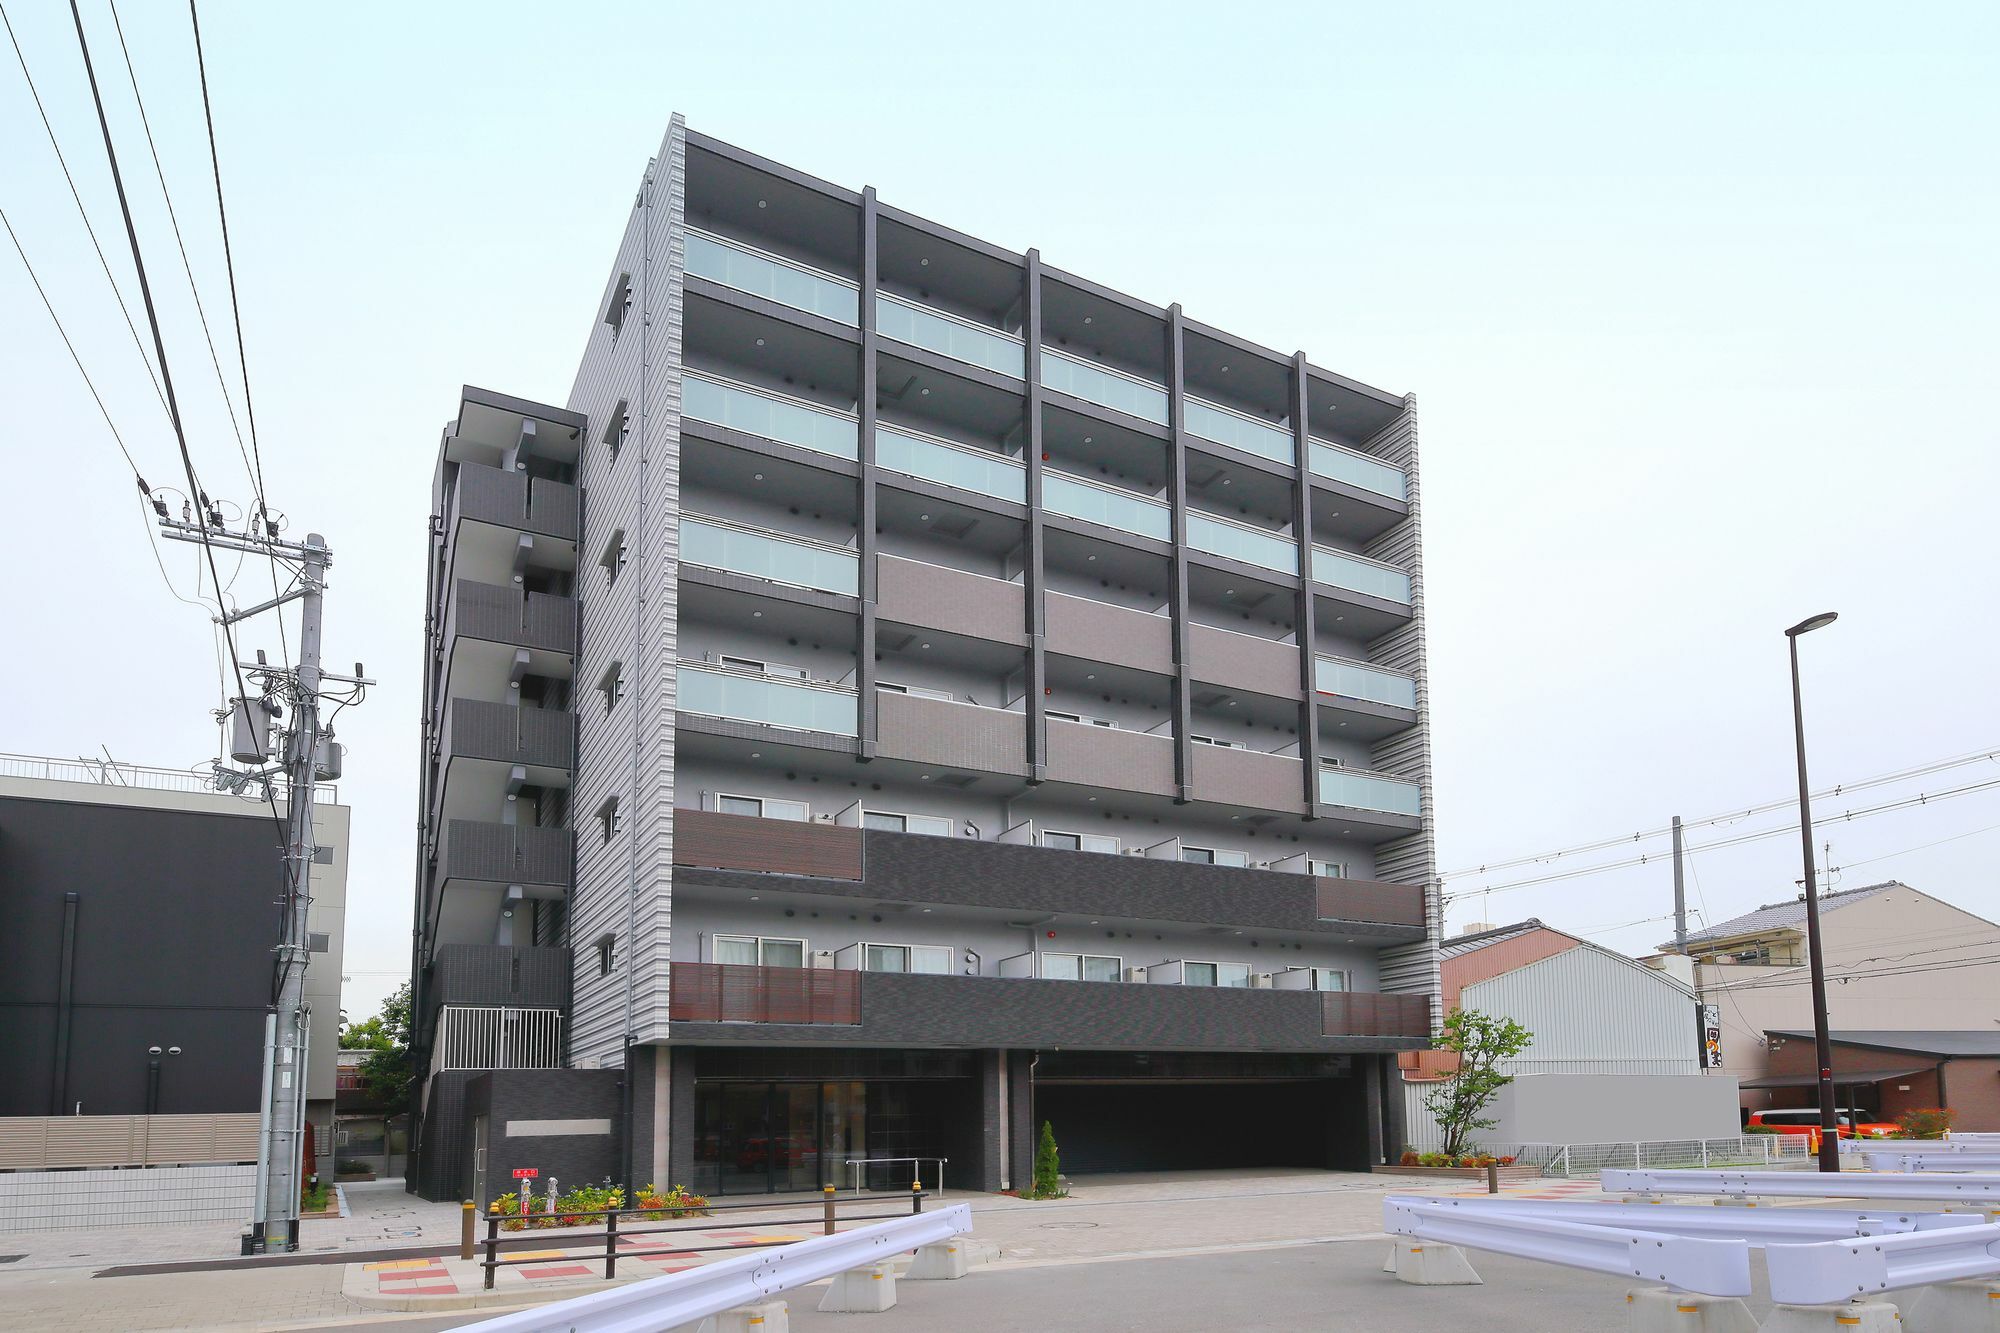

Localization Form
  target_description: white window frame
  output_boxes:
[1182,845,1249,868]
[1183,959,1252,988]
[860,942,953,975]
[712,934,809,968]
[604,273,633,338]
[1040,951,1122,982]
[598,661,625,714]
[1299,966,1346,992]
[596,796,621,844]
[1046,709,1119,730]
[601,528,628,585]
[713,792,811,822]
[603,398,629,457]
[862,809,952,837]
[1308,858,1346,878]
[1190,734,1242,749]
[877,679,954,702]
[1040,828,1119,855]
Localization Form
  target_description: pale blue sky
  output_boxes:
[3,2,1995,1021]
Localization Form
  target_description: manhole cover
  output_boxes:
[1037,1222,1098,1230]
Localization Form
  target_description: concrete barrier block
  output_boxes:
[1393,1242,1481,1286]
[701,1300,789,1332]
[906,1241,969,1280]
[1902,1279,2000,1332]
[817,1261,898,1313]
[1623,1286,1758,1331]
[1759,1301,1900,1332]
[1381,1243,1398,1274]
[1711,1198,1760,1208]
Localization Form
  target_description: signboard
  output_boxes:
[512,1167,539,1180]
[1702,1003,1724,1069]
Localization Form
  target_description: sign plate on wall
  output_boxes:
[1702,1003,1724,1069]
[513,1167,539,1180]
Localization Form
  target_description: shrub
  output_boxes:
[555,1185,623,1227]
[1023,1121,1066,1199]
[335,1158,370,1174]
[488,1191,558,1231]
[1399,1150,1420,1167]
[301,1179,332,1212]
[1497,1156,1517,1166]
[1418,1152,1453,1168]
[635,1184,711,1220]
[1897,1107,1954,1140]
[1744,1124,1780,1135]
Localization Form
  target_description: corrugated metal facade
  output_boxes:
[1460,946,1701,1076]
[565,116,687,1065]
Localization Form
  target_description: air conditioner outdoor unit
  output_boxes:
[1251,973,1275,989]
[810,950,837,969]
[1123,967,1147,984]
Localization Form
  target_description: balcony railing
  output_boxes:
[1315,878,1427,928]
[1186,510,1298,575]
[1043,470,1171,541]
[436,819,572,888]
[674,807,863,879]
[1314,655,1418,710]
[1309,438,1407,502]
[1040,348,1170,425]
[1316,766,1422,818]
[439,697,574,771]
[1309,546,1412,605]
[682,371,859,460]
[680,514,858,596]
[446,579,575,656]
[1322,991,1431,1038]
[875,425,1026,503]
[684,228,858,324]
[876,292,1024,377]
[679,663,858,736]
[1185,395,1292,465]
[431,1005,563,1072]
[670,961,860,1025]
[451,463,577,541]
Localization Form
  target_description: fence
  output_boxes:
[0,1113,260,1170]
[1515,1135,1814,1177]
[0,751,335,801]
[0,1163,256,1231]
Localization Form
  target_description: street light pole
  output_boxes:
[1786,611,1840,1173]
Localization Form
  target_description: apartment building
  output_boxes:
[410,117,1440,1202]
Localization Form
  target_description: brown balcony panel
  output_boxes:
[1189,624,1300,699]
[454,463,578,541]
[1322,991,1431,1038]
[1189,743,1305,815]
[875,691,1027,776]
[1316,878,1426,928]
[674,808,862,879]
[1046,592,1172,674]
[1045,719,1174,796]
[670,961,859,1025]
[877,555,1025,646]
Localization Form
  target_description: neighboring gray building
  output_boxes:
[411,117,1440,1202]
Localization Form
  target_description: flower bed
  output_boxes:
[1372,1163,1544,1181]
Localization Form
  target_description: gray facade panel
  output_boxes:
[447,580,577,656]
[441,699,574,771]
[454,464,579,542]
[876,555,1025,647]
[874,691,1026,776]
[1189,742,1306,816]
[1188,623,1300,701]
[1044,717,1175,796]
[439,820,573,889]
[1045,592,1172,675]
[429,944,571,1012]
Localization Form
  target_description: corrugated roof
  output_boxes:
[1766,1030,2000,1058]
[1671,882,1905,949]
[1440,918,1574,959]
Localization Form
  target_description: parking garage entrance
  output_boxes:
[1030,1052,1375,1175]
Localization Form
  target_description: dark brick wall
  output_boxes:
[466,1068,624,1206]
[414,1070,478,1201]
[426,945,570,1023]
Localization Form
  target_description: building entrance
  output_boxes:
[692,1080,864,1195]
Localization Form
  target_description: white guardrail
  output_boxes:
[1602,1168,2000,1202]
[463,1205,973,1332]
[1384,1197,1752,1295]
[1765,1221,2000,1305]
[1840,1137,1977,1155]
[1863,1150,2000,1173]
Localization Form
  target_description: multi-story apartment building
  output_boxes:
[410,117,1440,1203]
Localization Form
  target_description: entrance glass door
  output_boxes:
[693,1081,869,1195]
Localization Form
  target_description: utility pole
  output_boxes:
[159,518,372,1250]
[1670,814,1687,953]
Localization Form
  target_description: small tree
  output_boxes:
[1030,1120,1063,1198]
[1896,1107,1954,1140]
[347,982,414,1107]
[1422,1008,1533,1157]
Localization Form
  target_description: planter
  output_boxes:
[335,1171,377,1183]
[1372,1164,1542,1182]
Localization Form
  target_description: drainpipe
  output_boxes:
[51,893,79,1114]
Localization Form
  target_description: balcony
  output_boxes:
[1189,623,1297,698]
[1316,766,1422,819]
[438,698,573,774]
[876,555,1025,646]
[679,663,858,737]
[670,961,861,1025]
[680,514,858,598]
[876,293,1024,378]
[1316,878,1426,930]
[682,371,859,461]
[875,689,1026,775]
[1040,348,1170,425]
[1046,717,1174,796]
[436,819,571,892]
[684,228,859,325]
[1185,395,1292,466]
[875,424,1026,504]
[1046,591,1171,674]
[1322,991,1431,1038]
[1190,742,1304,815]
[1186,510,1299,576]
[1043,470,1171,542]
[1309,437,1406,503]
[1309,547,1411,605]
[1314,655,1416,710]
[450,463,577,542]
[443,579,575,659]
[674,807,862,879]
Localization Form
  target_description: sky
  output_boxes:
[2,2,1996,1025]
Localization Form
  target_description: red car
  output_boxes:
[1748,1108,1899,1146]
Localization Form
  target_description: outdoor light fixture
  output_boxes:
[1784,610,1840,1173]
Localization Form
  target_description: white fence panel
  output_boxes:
[0,1163,255,1231]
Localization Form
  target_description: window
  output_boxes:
[604,273,632,339]
[877,680,954,702]
[1041,952,1122,982]
[713,934,807,968]
[1308,858,1346,878]
[1183,961,1251,988]
[862,943,952,974]
[600,528,628,585]
[598,661,625,714]
[1304,967,1346,992]
[1190,734,1241,749]
[1182,846,1249,868]
[862,810,952,837]
[603,399,630,458]
[596,934,616,977]
[1046,709,1118,729]
[596,796,621,843]
[714,793,810,822]
[1041,829,1119,855]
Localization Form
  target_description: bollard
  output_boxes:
[823,1184,837,1236]
[1486,1162,1498,1194]
[604,1207,619,1280]
[460,1200,475,1261]
[911,1181,923,1214]
[483,1214,499,1291]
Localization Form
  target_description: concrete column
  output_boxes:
[1007,1052,1035,1191]
[667,1048,698,1188]
[976,1049,1007,1193]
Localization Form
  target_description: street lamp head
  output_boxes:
[1786,612,1839,638]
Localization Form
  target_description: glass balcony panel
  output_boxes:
[1317,767,1422,817]
[877,294,1024,377]
[680,665,858,736]
[875,426,1026,503]
[1042,953,1081,981]
[1309,439,1407,501]
[682,374,858,460]
[684,231,858,324]
[1310,547,1412,604]
[1040,348,1170,425]
[1185,397,1293,465]
[680,517,858,596]
[1043,472,1171,541]
[1186,512,1298,574]
[1314,656,1418,709]
[1081,955,1122,983]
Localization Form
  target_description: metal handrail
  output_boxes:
[681,510,859,556]
[678,660,857,695]
[685,225,860,291]
[876,420,1026,470]
[1041,345,1165,394]
[1308,542,1410,577]
[1044,466,1168,510]
[845,1156,949,1194]
[682,366,859,420]
[877,289,1023,343]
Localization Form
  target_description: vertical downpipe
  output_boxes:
[51,892,79,1114]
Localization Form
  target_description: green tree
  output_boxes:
[1030,1120,1063,1199]
[345,982,413,1106]
[1422,1008,1533,1157]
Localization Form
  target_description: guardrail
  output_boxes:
[465,1202,974,1332]
[1513,1134,1812,1177]
[1602,1167,2000,1202]
[1840,1137,1974,1156]
[1765,1220,2000,1305]
[845,1156,948,1193]
[1386,1194,1977,1242]
[1382,1196,1752,1295]
[1862,1150,2000,1173]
